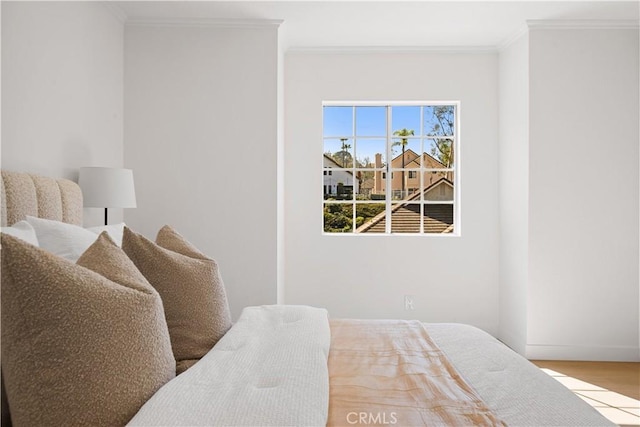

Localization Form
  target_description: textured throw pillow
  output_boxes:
[123,226,232,374]
[1,220,39,246]
[1,233,175,427]
[25,215,97,261]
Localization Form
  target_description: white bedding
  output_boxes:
[130,308,613,427]
[129,305,330,427]
[427,324,614,427]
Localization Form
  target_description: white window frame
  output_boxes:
[322,101,460,236]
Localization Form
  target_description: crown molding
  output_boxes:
[497,24,529,51]
[527,19,639,30]
[126,17,283,29]
[287,45,497,54]
[102,2,127,24]
[497,19,638,51]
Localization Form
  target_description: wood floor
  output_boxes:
[532,361,639,400]
[532,360,640,426]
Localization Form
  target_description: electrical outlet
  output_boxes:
[404,295,415,310]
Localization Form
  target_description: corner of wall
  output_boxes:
[277,24,286,305]
[497,30,529,357]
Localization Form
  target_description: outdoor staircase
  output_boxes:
[363,204,453,233]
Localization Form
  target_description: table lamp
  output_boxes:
[78,167,137,225]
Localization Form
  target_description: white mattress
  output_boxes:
[426,323,614,426]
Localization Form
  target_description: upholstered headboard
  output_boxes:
[1,170,84,427]
[0,171,83,227]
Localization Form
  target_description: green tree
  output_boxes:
[427,106,454,168]
[392,128,414,197]
[323,204,353,232]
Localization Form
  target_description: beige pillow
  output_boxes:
[1,232,175,427]
[122,226,232,374]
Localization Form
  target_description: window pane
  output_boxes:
[424,170,450,191]
[323,171,332,200]
[405,170,421,198]
[323,106,353,137]
[423,138,454,168]
[356,106,386,136]
[324,138,354,168]
[322,170,354,201]
[354,170,376,200]
[355,203,386,233]
[391,106,420,134]
[388,167,421,202]
[424,172,454,201]
[424,204,454,234]
[391,138,420,167]
[324,203,353,233]
[391,203,421,233]
[355,138,385,168]
[424,105,455,137]
[369,170,387,200]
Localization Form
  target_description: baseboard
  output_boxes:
[526,344,640,362]
[498,329,526,356]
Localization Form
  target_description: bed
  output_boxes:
[0,170,614,427]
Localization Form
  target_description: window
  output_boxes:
[322,102,458,234]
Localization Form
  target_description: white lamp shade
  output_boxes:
[78,167,137,208]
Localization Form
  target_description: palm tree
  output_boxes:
[339,138,351,167]
[392,128,414,198]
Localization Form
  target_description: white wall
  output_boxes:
[527,28,639,361]
[1,2,124,226]
[498,34,529,355]
[285,51,500,334]
[124,23,279,320]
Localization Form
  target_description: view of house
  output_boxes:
[323,154,357,198]
[372,150,453,200]
[323,104,457,234]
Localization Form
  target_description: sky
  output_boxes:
[323,105,455,168]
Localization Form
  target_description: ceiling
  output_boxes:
[115,1,640,49]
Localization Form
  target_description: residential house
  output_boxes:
[373,150,452,199]
[323,154,358,197]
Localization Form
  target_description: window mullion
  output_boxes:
[352,106,357,232]
[385,106,392,234]
[419,106,424,234]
